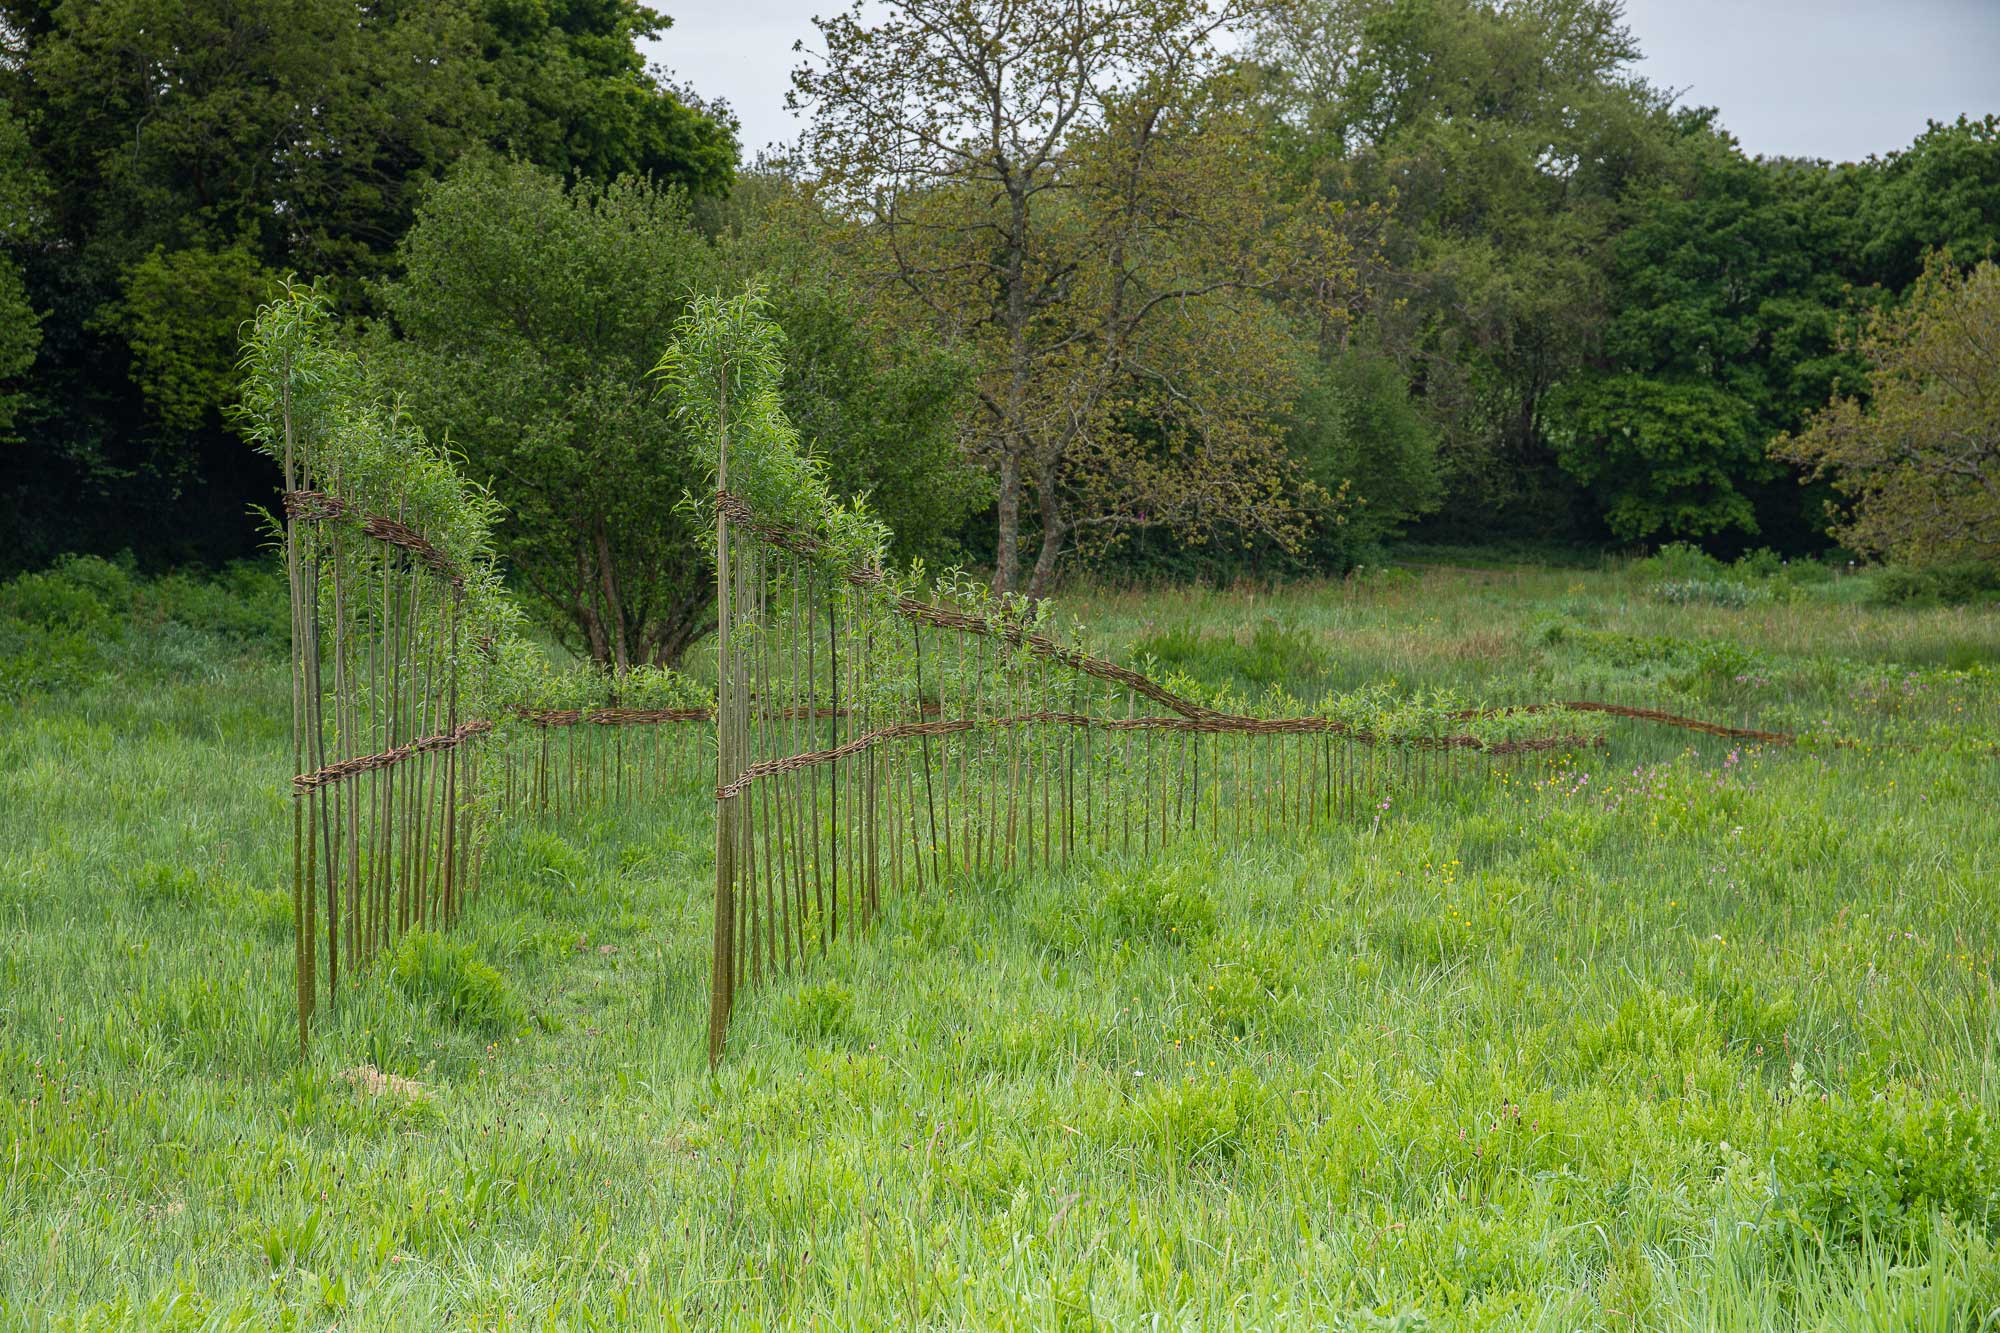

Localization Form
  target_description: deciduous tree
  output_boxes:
[1548,120,1863,543]
[369,159,722,669]
[0,0,737,570]
[1247,0,1677,535]
[1776,259,2000,565]
[793,0,1344,596]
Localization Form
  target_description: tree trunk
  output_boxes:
[642,585,716,669]
[993,449,1023,594]
[594,521,630,673]
[1025,471,1066,601]
[573,540,609,664]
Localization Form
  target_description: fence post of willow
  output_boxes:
[281,354,311,1056]
[708,402,736,1068]
[911,620,942,887]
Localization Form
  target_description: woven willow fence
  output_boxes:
[249,283,1792,1061]
[242,287,506,1049]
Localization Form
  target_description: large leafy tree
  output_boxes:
[1248,0,1679,535]
[0,97,43,435]
[372,158,978,666]
[0,0,736,571]
[793,0,1344,597]
[1776,259,2000,566]
[1548,120,1863,543]
[1848,115,2000,293]
[369,159,724,669]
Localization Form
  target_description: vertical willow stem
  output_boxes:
[708,398,735,1067]
[282,355,310,1052]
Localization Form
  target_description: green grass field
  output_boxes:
[4,558,1999,1328]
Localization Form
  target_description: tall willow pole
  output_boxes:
[708,372,735,1068]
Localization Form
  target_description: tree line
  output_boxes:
[2,0,1995,664]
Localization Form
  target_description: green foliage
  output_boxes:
[119,246,278,433]
[1289,341,1443,567]
[1253,0,1673,539]
[1550,374,1765,541]
[1868,562,2000,608]
[1777,259,2000,566]
[0,554,286,699]
[0,0,735,571]
[475,3,737,194]
[1779,1089,2000,1250]
[1549,123,1862,543]
[1251,11,1999,555]
[387,933,527,1034]
[657,284,891,577]
[1101,863,1218,945]
[373,158,720,668]
[777,982,860,1047]
[754,264,984,567]
[1197,936,1299,1035]
[1849,115,2000,291]
[1111,1071,1272,1170]
[797,0,1326,594]
[0,96,43,433]
[239,280,524,688]
[1650,578,1767,609]
[1132,621,1327,696]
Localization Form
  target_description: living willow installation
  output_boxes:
[243,285,713,1052]
[251,283,1790,1060]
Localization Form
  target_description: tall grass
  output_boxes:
[1,560,1996,1326]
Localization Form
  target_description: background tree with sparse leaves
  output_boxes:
[793,0,1354,597]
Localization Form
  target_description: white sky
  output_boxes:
[648,1,2000,165]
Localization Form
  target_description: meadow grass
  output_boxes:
[2,560,1998,1328]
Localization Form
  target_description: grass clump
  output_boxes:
[1130,619,1326,694]
[386,932,526,1033]
[1109,1071,1271,1171]
[1195,935,1299,1035]
[777,981,860,1046]
[1101,860,1217,945]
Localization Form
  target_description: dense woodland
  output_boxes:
[2,0,1996,665]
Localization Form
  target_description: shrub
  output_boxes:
[141,563,289,647]
[1649,578,1765,608]
[0,556,289,699]
[387,933,526,1032]
[1631,542,1728,583]
[0,554,132,632]
[1868,561,2000,607]
[1733,547,1786,579]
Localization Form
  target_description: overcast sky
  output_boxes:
[649,1,1999,166]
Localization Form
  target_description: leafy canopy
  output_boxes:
[1776,258,2000,566]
